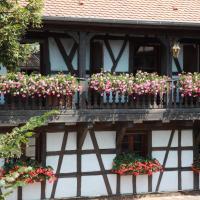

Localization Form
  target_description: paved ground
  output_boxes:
[139,195,200,200]
[89,193,200,200]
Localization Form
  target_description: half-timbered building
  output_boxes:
[2,0,200,199]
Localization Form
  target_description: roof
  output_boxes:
[25,0,200,26]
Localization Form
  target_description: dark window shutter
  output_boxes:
[90,41,103,73]
[183,44,198,73]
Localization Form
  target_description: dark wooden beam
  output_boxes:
[159,36,172,76]
[42,38,51,75]
[155,130,175,192]
[54,37,75,74]
[50,131,69,199]
[89,129,113,195]
[77,123,90,149]
[111,38,128,73]
[78,32,87,108]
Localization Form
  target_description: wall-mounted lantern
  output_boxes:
[172,42,181,58]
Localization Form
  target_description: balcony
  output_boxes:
[1,79,200,125]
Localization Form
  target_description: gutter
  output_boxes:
[43,16,200,28]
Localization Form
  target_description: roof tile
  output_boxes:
[21,0,200,24]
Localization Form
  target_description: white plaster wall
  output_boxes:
[60,38,78,70]
[46,156,59,173]
[45,178,77,200]
[181,150,193,167]
[182,171,193,190]
[152,151,178,168]
[82,132,94,150]
[81,175,107,196]
[181,130,193,147]
[65,132,77,150]
[49,37,78,72]
[49,37,66,71]
[95,131,116,149]
[103,40,129,72]
[157,171,178,192]
[120,175,133,194]
[152,130,178,147]
[101,154,116,170]
[46,178,77,198]
[46,132,64,152]
[60,155,77,173]
[107,174,117,194]
[22,183,41,200]
[45,181,53,199]
[55,178,77,198]
[136,175,148,193]
[81,154,100,172]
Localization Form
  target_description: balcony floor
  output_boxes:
[1,108,200,126]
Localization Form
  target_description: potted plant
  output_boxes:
[0,157,56,198]
[112,153,163,176]
[192,159,200,173]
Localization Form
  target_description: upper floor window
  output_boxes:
[19,43,41,75]
[134,44,161,74]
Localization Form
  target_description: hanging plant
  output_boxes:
[112,153,163,176]
[0,110,59,158]
[192,159,200,173]
[179,72,200,97]
[0,157,56,199]
[89,71,170,96]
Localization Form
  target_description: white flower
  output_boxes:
[5,176,15,183]
[0,179,6,186]
[12,172,20,179]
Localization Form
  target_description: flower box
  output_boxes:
[112,153,163,176]
[89,71,170,97]
[179,72,200,97]
[0,157,56,198]
[192,159,200,173]
[0,73,78,109]
[0,73,78,99]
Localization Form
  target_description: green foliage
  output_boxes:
[0,0,43,70]
[112,153,152,170]
[0,110,59,158]
[0,157,56,199]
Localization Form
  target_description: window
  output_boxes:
[90,41,103,73]
[134,44,161,74]
[183,44,200,73]
[121,132,148,157]
[19,43,41,74]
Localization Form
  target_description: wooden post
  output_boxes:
[42,38,51,75]
[78,32,87,109]
[159,36,172,77]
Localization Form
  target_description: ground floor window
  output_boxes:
[121,132,148,156]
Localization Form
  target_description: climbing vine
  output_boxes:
[0,110,59,158]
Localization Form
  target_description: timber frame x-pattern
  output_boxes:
[90,34,166,74]
[2,120,194,199]
[53,33,79,75]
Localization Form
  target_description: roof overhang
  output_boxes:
[43,16,200,29]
